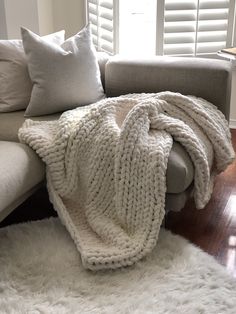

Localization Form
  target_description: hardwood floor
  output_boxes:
[166,129,236,277]
[1,130,236,276]
[0,187,57,228]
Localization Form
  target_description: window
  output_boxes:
[119,0,157,56]
[87,0,119,54]
[162,0,236,56]
[87,0,236,57]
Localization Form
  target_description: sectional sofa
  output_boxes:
[0,54,231,222]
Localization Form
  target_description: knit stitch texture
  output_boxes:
[19,92,235,270]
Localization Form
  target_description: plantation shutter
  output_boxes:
[87,0,118,54]
[163,0,235,56]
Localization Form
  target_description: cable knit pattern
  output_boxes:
[18,92,235,270]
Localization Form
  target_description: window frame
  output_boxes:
[86,0,236,57]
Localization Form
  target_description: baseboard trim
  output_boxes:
[230,119,236,129]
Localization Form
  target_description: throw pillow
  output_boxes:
[22,25,105,117]
[0,31,65,113]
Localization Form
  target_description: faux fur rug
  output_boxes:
[0,218,236,314]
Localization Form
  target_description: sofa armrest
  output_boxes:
[105,55,232,120]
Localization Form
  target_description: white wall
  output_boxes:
[0,0,56,39]
[0,0,7,39]
[0,0,86,39]
[37,0,54,35]
[52,0,86,38]
[3,0,39,39]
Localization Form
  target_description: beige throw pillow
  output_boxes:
[22,25,105,117]
[0,31,65,113]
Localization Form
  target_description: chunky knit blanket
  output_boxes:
[19,92,235,270]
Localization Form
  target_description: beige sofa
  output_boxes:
[0,55,231,222]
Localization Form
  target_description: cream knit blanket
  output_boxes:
[19,92,235,270]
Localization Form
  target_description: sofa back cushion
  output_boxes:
[0,31,65,113]
[105,55,231,120]
[22,25,105,117]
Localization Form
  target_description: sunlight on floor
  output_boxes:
[227,235,236,278]
[219,194,236,277]
[225,194,236,218]
[226,194,236,277]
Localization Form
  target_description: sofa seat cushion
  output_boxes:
[0,141,45,215]
[0,109,194,194]
[0,110,60,142]
[166,142,194,193]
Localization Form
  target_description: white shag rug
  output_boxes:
[0,218,236,314]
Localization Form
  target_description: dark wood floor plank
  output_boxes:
[0,187,56,228]
[166,129,236,277]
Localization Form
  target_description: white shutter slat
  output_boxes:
[87,0,115,54]
[164,0,197,55]
[89,0,97,5]
[92,35,98,45]
[163,0,232,56]
[199,9,228,21]
[100,29,113,43]
[199,0,229,10]
[100,11,113,21]
[100,1,113,9]
[164,33,195,44]
[197,31,227,43]
[164,0,196,52]
[165,11,197,22]
[165,0,196,10]
[198,20,228,32]
[165,4,196,11]
[100,21,113,32]
[88,4,97,16]
[89,13,98,25]
[100,45,113,53]
[165,21,195,33]
[197,42,226,54]
[91,24,98,36]
[164,43,194,55]
[87,0,113,9]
